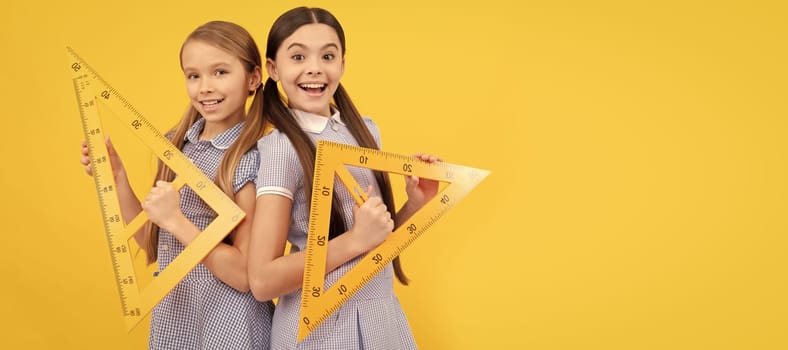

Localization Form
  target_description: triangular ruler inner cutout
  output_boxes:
[67,47,245,331]
[298,140,490,341]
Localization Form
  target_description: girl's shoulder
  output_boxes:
[238,145,260,165]
[361,116,377,128]
[256,128,298,162]
[361,116,382,146]
[257,128,294,149]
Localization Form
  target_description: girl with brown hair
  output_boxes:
[248,7,439,349]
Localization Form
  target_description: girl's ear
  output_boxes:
[248,66,262,91]
[266,58,279,82]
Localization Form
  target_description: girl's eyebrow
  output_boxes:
[286,42,339,51]
[182,61,232,71]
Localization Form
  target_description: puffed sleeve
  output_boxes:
[232,148,260,193]
[256,130,302,200]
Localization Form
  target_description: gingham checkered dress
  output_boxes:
[256,109,417,350]
[150,118,275,350]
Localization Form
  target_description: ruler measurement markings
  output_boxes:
[297,140,489,341]
[69,47,246,331]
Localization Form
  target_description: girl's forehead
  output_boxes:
[183,40,227,55]
[182,40,239,66]
[280,23,341,50]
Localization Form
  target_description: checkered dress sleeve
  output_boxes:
[256,130,302,199]
[233,147,260,192]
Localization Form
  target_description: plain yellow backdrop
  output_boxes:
[1,0,786,348]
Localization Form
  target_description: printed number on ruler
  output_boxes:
[298,140,490,342]
[68,47,245,332]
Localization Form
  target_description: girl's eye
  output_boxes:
[323,53,335,60]
[292,54,305,61]
[187,73,199,80]
[214,70,227,76]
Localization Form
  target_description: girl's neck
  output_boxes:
[291,106,334,118]
[200,119,239,141]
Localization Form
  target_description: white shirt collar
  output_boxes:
[290,108,344,134]
[184,117,243,150]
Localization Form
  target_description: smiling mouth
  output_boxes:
[200,99,224,106]
[299,83,326,93]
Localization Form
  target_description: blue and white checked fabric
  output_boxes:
[151,118,274,349]
[257,109,417,350]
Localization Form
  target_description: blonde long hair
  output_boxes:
[141,21,266,264]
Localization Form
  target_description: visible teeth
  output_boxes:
[300,83,325,89]
[202,100,220,105]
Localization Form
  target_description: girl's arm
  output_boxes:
[396,154,442,223]
[143,181,257,292]
[247,192,392,302]
[80,137,145,246]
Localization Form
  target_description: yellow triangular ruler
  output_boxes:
[298,140,490,341]
[67,47,245,331]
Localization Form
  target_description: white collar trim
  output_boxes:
[291,108,344,134]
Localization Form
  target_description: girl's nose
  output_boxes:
[306,58,322,75]
[200,79,214,93]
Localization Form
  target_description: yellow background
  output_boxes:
[1,0,786,348]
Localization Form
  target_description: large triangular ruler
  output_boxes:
[67,47,245,331]
[298,140,490,341]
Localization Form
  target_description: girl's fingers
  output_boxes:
[105,136,117,156]
[412,153,442,163]
[365,184,375,196]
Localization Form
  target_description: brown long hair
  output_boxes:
[141,21,266,265]
[264,7,408,284]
